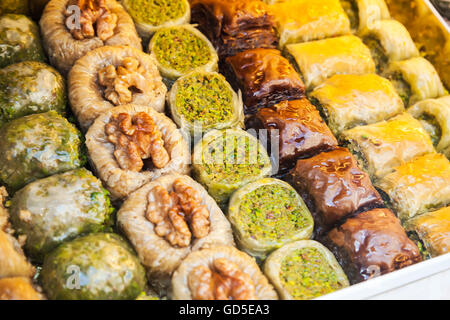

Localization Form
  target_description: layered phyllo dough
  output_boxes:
[168,71,243,136]
[383,57,446,106]
[341,113,435,180]
[246,99,338,173]
[309,73,404,136]
[86,104,190,200]
[0,277,43,300]
[69,45,167,131]
[286,35,376,90]
[289,147,383,235]
[192,128,272,206]
[171,245,278,300]
[269,0,351,47]
[264,240,349,300]
[40,0,142,75]
[190,0,278,59]
[228,178,314,260]
[408,96,450,158]
[323,208,421,284]
[117,174,234,293]
[223,48,305,115]
[377,153,450,221]
[340,0,390,31]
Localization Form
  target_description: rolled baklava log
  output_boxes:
[323,208,421,284]
[122,0,190,41]
[86,104,190,200]
[223,48,305,115]
[269,0,351,47]
[286,35,376,90]
[0,277,43,300]
[341,113,435,181]
[383,57,447,106]
[228,178,314,260]
[288,147,384,235]
[404,206,450,258]
[148,24,218,85]
[340,0,390,32]
[190,0,278,60]
[192,128,272,207]
[264,240,349,300]
[309,74,404,136]
[168,71,244,136]
[171,246,278,300]
[408,96,450,158]
[69,45,167,131]
[40,0,142,75]
[117,174,234,294]
[246,99,337,174]
[376,153,450,221]
[360,19,419,72]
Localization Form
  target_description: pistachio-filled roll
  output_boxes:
[122,0,190,40]
[408,96,450,158]
[323,208,421,284]
[0,277,43,300]
[383,57,446,106]
[9,168,114,262]
[377,153,450,221]
[40,233,147,300]
[0,14,46,68]
[264,240,349,300]
[0,61,66,126]
[117,174,234,293]
[149,25,218,84]
[192,128,272,206]
[286,35,375,90]
[405,206,450,258]
[270,0,351,47]
[69,45,167,131]
[309,74,404,136]
[340,0,390,31]
[360,19,419,72]
[0,111,84,192]
[86,104,190,200]
[171,245,278,300]
[168,71,243,136]
[341,113,435,180]
[0,0,29,15]
[228,178,314,260]
[40,0,142,75]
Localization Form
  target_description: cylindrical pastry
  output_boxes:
[228,178,314,260]
[171,245,278,300]
[340,0,390,31]
[121,0,190,41]
[86,104,190,200]
[408,96,450,158]
[168,71,244,136]
[148,24,218,84]
[40,0,142,75]
[69,45,167,131]
[264,240,349,300]
[117,173,235,294]
[0,277,43,300]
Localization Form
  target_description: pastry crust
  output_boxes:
[171,245,278,300]
[353,0,390,31]
[85,104,190,200]
[40,0,142,75]
[69,45,167,131]
[0,277,43,300]
[0,230,34,279]
[117,174,234,293]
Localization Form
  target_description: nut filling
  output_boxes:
[65,0,118,41]
[105,112,170,171]
[98,57,152,105]
[146,179,210,247]
[188,258,256,300]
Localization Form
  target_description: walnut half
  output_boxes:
[105,112,170,171]
[146,179,210,247]
[188,258,257,300]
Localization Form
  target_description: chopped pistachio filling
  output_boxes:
[127,0,187,26]
[418,113,441,146]
[152,28,212,73]
[280,247,344,300]
[364,36,388,72]
[388,72,411,106]
[340,0,359,30]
